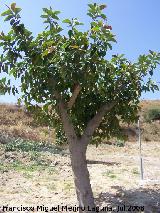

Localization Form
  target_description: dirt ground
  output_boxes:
[0,141,160,213]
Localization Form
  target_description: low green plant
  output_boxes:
[47,183,56,191]
[5,138,62,154]
[29,151,41,161]
[0,163,8,172]
[132,168,139,175]
[5,139,42,152]
[12,161,41,172]
[0,161,48,173]
[64,182,74,191]
[23,172,33,179]
[47,167,57,175]
[144,107,160,122]
[29,151,52,166]
[103,170,117,179]
[114,140,125,147]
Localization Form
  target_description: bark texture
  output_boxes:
[54,94,95,212]
[69,140,95,213]
[82,102,116,141]
[68,84,81,109]
[54,89,115,212]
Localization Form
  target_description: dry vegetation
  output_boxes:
[1,100,160,143]
[0,101,160,212]
[0,103,56,143]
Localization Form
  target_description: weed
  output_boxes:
[23,172,33,179]
[47,167,57,175]
[114,140,125,147]
[64,182,74,191]
[29,151,52,167]
[132,168,139,175]
[5,138,63,154]
[103,170,117,179]
[0,163,8,172]
[144,107,160,122]
[47,183,56,191]
[0,161,49,173]
[29,151,41,161]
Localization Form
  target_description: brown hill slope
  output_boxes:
[0,100,160,143]
[0,103,55,143]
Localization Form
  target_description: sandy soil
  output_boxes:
[0,141,160,213]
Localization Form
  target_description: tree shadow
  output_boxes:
[87,160,120,166]
[95,185,160,212]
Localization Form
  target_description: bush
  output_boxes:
[5,138,62,153]
[144,107,160,122]
[114,140,125,147]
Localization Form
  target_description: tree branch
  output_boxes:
[53,90,77,142]
[82,102,116,143]
[68,84,81,109]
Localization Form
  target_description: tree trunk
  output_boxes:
[69,139,95,213]
[54,95,113,212]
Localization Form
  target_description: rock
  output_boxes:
[50,161,59,166]
[0,132,15,144]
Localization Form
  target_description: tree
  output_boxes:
[0,3,160,212]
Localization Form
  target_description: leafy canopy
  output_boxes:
[0,3,160,144]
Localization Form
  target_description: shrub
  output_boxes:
[144,107,160,122]
[5,138,62,153]
[114,140,125,147]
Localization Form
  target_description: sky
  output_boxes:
[0,0,160,103]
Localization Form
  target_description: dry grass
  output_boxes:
[0,141,159,212]
[139,100,160,142]
[0,103,56,143]
[0,100,160,143]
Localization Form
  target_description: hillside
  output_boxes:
[0,100,160,144]
[0,103,56,144]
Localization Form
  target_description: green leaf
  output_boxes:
[42,8,49,13]
[71,45,79,49]
[14,8,22,14]
[44,20,49,24]
[1,77,6,84]
[98,50,106,57]
[1,10,12,16]
[42,49,49,57]
[40,14,48,18]
[11,3,16,12]
[4,15,13,21]
[99,4,107,10]
[107,43,112,50]
[74,20,84,26]
[87,12,93,18]
[12,87,15,95]
[54,11,61,15]
[101,14,107,20]
[91,26,99,32]
[4,64,8,73]
[68,30,73,38]
[88,4,95,10]
[51,14,59,20]
[62,19,71,24]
